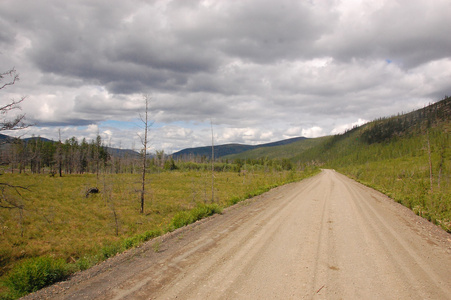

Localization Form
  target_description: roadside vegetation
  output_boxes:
[297,96,451,232]
[332,125,450,231]
[221,96,451,232]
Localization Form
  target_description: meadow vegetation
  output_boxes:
[0,160,318,298]
[333,126,450,231]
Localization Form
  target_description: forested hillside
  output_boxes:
[223,136,327,160]
[296,96,450,231]
[172,136,307,159]
[227,96,450,231]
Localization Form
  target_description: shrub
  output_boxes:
[228,196,243,205]
[190,203,222,222]
[122,238,137,250]
[170,211,193,230]
[142,229,161,241]
[75,256,94,271]
[100,243,122,259]
[122,229,161,250]
[4,256,70,298]
[169,203,223,230]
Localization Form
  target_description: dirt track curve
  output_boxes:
[25,169,451,299]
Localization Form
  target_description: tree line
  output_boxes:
[361,96,450,144]
[0,136,299,175]
[2,135,109,175]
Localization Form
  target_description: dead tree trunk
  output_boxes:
[210,119,215,203]
[427,130,433,194]
[140,95,151,214]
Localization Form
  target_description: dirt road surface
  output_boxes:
[25,170,451,299]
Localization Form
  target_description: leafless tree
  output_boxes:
[427,130,433,194]
[210,119,215,202]
[56,129,63,177]
[138,95,152,214]
[0,68,29,134]
[1,68,31,213]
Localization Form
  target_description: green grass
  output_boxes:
[326,125,451,232]
[0,166,318,298]
[280,104,451,233]
[337,155,451,232]
[169,203,222,230]
[2,256,71,299]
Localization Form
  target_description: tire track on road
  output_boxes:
[152,179,319,300]
[336,172,451,299]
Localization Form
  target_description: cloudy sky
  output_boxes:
[1,0,450,153]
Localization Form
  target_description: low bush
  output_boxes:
[75,256,95,271]
[228,196,243,205]
[122,229,161,250]
[100,243,123,260]
[190,203,222,222]
[3,256,71,298]
[170,211,193,230]
[169,203,223,230]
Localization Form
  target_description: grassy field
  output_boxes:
[337,154,451,232]
[0,166,318,297]
[329,126,451,232]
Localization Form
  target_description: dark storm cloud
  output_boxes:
[170,0,337,63]
[318,0,451,68]
[7,0,337,95]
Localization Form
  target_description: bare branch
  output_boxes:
[0,68,19,90]
[0,182,30,210]
[0,96,26,112]
[0,113,30,131]
[1,69,31,132]
[0,182,30,193]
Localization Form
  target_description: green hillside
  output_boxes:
[224,136,328,160]
[231,96,451,231]
[326,97,450,231]
[172,137,307,159]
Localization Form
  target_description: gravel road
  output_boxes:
[25,170,451,299]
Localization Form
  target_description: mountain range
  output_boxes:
[2,96,449,162]
[171,136,307,159]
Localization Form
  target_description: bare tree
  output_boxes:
[56,129,63,177]
[1,68,31,209]
[138,95,152,214]
[210,119,215,202]
[427,130,433,194]
[0,68,29,134]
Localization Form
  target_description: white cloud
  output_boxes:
[331,119,368,135]
[301,127,325,138]
[1,0,449,152]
